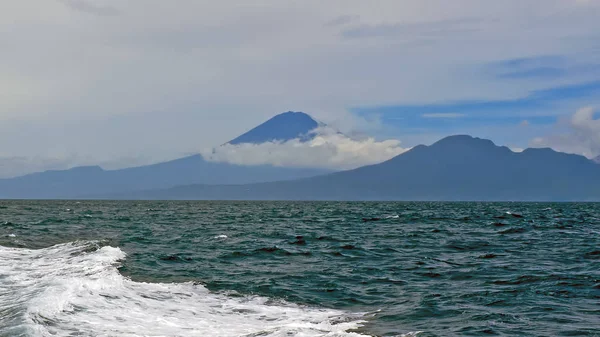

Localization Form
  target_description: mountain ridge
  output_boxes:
[112,135,600,201]
[0,154,329,199]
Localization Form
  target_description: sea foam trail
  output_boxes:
[0,241,377,337]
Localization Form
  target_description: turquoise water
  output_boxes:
[1,200,599,336]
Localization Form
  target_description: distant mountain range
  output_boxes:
[0,112,328,199]
[594,155,600,164]
[3,111,600,201]
[114,135,600,201]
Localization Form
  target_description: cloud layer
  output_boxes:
[61,0,120,16]
[531,106,600,158]
[0,0,599,175]
[202,127,408,169]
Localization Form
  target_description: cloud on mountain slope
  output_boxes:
[202,127,408,169]
[530,106,600,158]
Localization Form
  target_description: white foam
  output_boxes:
[7,233,16,237]
[385,215,400,219]
[0,241,385,337]
[214,234,228,239]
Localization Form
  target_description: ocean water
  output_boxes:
[1,201,599,337]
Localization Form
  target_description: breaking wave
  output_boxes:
[0,241,378,337]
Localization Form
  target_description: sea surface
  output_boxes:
[1,201,599,337]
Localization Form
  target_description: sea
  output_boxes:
[0,200,599,337]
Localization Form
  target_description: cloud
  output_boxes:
[486,56,567,79]
[0,156,74,178]
[341,18,481,39]
[201,127,409,170]
[422,113,466,118]
[484,55,600,80]
[530,106,600,158]
[60,0,119,16]
[325,15,360,27]
[1,0,599,175]
[497,67,567,80]
[359,80,600,117]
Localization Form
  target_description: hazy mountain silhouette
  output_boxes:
[0,155,329,199]
[120,135,600,201]
[228,111,320,144]
[0,112,329,199]
[593,155,600,164]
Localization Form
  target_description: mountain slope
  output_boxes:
[0,155,328,199]
[593,155,600,164]
[121,135,600,201]
[228,111,319,144]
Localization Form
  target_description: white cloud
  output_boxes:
[60,0,119,16]
[0,0,598,174]
[530,106,600,158]
[201,127,409,169]
[325,15,360,27]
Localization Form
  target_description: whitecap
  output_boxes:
[7,233,16,237]
[0,241,373,337]
[214,234,228,239]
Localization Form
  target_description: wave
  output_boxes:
[0,241,377,337]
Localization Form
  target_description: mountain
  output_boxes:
[593,155,600,164]
[119,135,600,201]
[0,155,328,199]
[228,111,320,144]
[0,111,330,199]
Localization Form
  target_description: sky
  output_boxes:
[1,0,599,177]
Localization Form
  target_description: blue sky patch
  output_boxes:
[354,80,600,132]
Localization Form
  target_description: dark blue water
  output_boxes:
[1,201,599,336]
